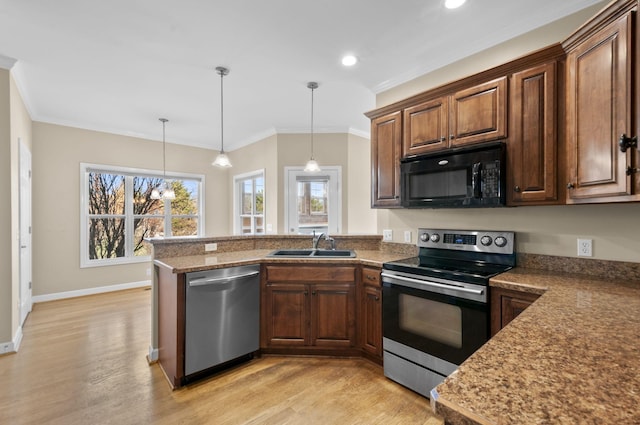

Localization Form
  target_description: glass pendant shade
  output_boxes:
[212,152,232,168]
[213,66,232,168]
[150,188,161,200]
[162,184,175,200]
[304,159,320,173]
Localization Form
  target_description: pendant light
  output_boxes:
[304,82,321,173]
[212,66,232,168]
[152,118,175,200]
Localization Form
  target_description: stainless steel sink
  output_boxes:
[267,249,355,258]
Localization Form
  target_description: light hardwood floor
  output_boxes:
[0,288,443,425]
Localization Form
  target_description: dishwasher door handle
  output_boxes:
[188,270,260,287]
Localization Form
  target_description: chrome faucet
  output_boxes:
[313,232,325,249]
[312,232,336,250]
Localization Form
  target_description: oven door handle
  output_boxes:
[381,272,484,295]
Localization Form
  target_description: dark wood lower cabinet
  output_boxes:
[490,286,542,336]
[261,264,358,355]
[359,266,382,363]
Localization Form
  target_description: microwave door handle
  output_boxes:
[472,162,482,198]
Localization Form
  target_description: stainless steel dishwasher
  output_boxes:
[184,264,260,377]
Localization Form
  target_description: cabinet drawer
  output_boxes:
[266,265,355,282]
[361,267,381,287]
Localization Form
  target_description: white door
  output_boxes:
[19,140,32,326]
[285,166,341,235]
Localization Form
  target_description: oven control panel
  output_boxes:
[417,228,514,254]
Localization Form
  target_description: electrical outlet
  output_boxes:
[577,239,592,257]
[146,268,151,276]
[205,243,218,252]
[404,230,412,243]
[383,229,393,242]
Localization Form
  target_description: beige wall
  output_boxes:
[227,135,278,234]
[375,1,640,263]
[347,133,377,234]
[32,122,229,297]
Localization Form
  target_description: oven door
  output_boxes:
[382,272,489,366]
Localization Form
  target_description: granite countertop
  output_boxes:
[153,249,409,274]
[432,268,640,424]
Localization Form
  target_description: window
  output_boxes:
[285,166,341,235]
[234,170,265,235]
[81,163,204,267]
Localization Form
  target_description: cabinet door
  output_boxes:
[450,77,507,147]
[264,283,309,346]
[566,13,633,201]
[361,285,382,358]
[403,96,449,156]
[371,111,402,207]
[310,283,356,348]
[490,287,541,336]
[509,62,559,205]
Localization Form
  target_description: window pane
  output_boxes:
[88,218,125,259]
[89,173,125,215]
[172,217,198,236]
[254,216,264,234]
[134,217,165,243]
[171,180,199,215]
[255,177,264,214]
[133,176,164,215]
[242,180,253,214]
[297,180,328,231]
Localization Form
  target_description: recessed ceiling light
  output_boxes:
[341,55,358,67]
[445,0,466,9]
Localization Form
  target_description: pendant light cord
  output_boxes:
[308,82,318,160]
[216,66,229,154]
[160,118,168,181]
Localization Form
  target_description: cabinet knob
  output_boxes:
[375,296,380,301]
[449,134,455,140]
[619,134,638,152]
[312,290,316,296]
[440,136,446,142]
[567,183,575,189]
[304,290,308,296]
[514,186,521,193]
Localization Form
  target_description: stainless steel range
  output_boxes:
[381,228,515,397]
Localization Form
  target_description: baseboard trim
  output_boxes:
[32,280,151,303]
[0,325,22,355]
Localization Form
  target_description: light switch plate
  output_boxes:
[404,230,412,243]
[205,243,218,252]
[383,229,393,242]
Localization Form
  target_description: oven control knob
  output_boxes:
[480,235,493,246]
[430,233,440,243]
[420,233,429,242]
[494,236,508,247]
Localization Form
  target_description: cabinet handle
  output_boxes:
[619,134,638,152]
[627,167,639,176]
[366,275,376,281]
[311,290,316,296]
[449,134,455,140]
[375,296,380,301]
[567,183,575,189]
[514,186,521,193]
[304,290,308,296]
[440,136,446,142]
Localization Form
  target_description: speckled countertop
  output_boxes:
[153,249,409,274]
[432,268,640,425]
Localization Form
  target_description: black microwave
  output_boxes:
[400,142,506,208]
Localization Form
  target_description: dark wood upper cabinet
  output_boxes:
[450,77,508,148]
[508,61,561,205]
[371,111,402,207]
[402,78,507,157]
[564,0,640,203]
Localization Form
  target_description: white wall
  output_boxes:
[374,1,640,263]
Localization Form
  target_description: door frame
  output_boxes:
[19,139,33,326]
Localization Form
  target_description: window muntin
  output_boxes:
[81,164,204,267]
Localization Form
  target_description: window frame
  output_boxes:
[233,169,265,235]
[80,163,205,268]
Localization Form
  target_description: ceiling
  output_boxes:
[0,0,604,151]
